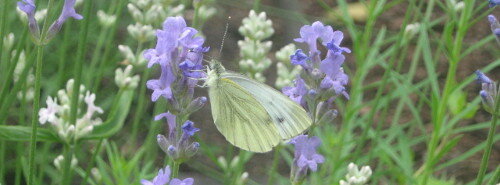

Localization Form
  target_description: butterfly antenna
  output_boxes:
[218,16,231,59]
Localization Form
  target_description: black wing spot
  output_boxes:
[277,117,285,123]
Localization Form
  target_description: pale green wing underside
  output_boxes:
[209,78,281,152]
[222,72,312,140]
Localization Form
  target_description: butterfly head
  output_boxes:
[208,59,225,76]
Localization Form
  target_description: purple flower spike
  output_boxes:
[141,166,171,185]
[487,15,500,41]
[294,21,334,53]
[46,0,83,41]
[170,178,194,185]
[325,31,351,54]
[291,135,325,172]
[17,0,40,40]
[290,135,325,183]
[490,0,500,7]
[475,70,493,84]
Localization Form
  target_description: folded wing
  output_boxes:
[209,78,281,153]
[222,73,312,140]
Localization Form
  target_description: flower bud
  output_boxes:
[97,10,117,27]
[3,33,15,52]
[316,109,338,126]
[229,156,240,168]
[127,4,143,22]
[217,156,228,170]
[127,23,155,42]
[183,96,207,115]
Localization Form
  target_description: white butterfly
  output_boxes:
[204,61,312,153]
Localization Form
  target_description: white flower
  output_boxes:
[237,10,275,82]
[404,23,420,38]
[39,97,60,124]
[339,163,372,185]
[127,23,155,42]
[239,10,274,40]
[275,44,301,88]
[53,155,78,170]
[115,65,140,89]
[97,10,117,27]
[38,80,103,141]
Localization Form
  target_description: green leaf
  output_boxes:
[83,89,134,140]
[448,89,466,115]
[0,125,60,142]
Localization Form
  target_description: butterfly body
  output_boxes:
[205,60,312,153]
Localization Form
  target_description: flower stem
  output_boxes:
[172,161,181,178]
[475,95,500,185]
[61,143,75,184]
[130,69,151,144]
[82,139,104,185]
[27,41,45,185]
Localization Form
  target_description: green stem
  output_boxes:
[172,161,181,178]
[130,69,151,144]
[82,139,104,185]
[267,145,281,185]
[61,143,75,184]
[27,41,45,185]
[192,0,201,30]
[487,165,500,185]
[475,95,500,185]
[26,0,56,181]
[57,22,72,88]
[0,0,7,66]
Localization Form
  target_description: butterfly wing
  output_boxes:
[209,78,281,153]
[222,72,312,140]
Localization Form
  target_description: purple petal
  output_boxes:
[170,178,194,185]
[181,120,200,136]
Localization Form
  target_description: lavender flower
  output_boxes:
[475,71,498,114]
[17,0,82,44]
[325,31,351,54]
[17,0,40,40]
[156,112,200,161]
[144,16,208,113]
[490,0,500,7]
[284,21,350,114]
[141,166,194,185]
[285,21,350,184]
[290,135,325,183]
[487,15,500,43]
[46,0,83,41]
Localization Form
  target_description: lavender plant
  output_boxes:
[474,71,499,185]
[284,21,350,184]
[238,10,274,82]
[144,16,208,177]
[16,0,83,184]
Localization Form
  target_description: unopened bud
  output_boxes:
[183,96,207,115]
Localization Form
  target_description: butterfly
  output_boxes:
[203,61,312,153]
